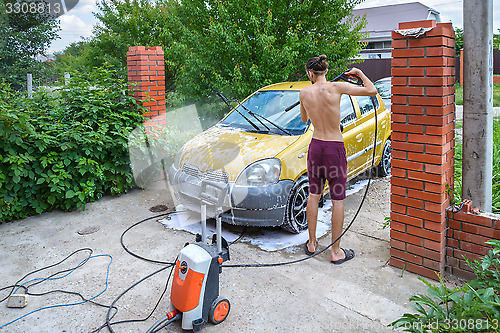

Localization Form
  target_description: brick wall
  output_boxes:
[127,46,166,126]
[389,20,456,280]
[447,200,500,280]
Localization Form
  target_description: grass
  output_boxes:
[455,83,500,106]
[454,117,500,213]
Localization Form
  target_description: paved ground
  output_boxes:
[0,177,451,333]
[3,103,493,332]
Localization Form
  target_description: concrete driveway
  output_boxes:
[0,177,443,333]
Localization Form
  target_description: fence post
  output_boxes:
[27,74,32,98]
[127,46,166,126]
[389,20,456,280]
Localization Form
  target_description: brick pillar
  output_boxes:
[127,46,166,125]
[389,20,455,280]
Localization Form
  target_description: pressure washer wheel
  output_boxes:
[282,176,309,233]
[209,297,230,325]
[377,139,391,177]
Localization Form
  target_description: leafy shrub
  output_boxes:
[391,240,500,332]
[0,67,145,222]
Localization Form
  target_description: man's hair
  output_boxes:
[305,55,329,74]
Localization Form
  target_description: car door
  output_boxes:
[340,94,367,179]
[352,95,385,173]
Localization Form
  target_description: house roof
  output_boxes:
[353,2,440,34]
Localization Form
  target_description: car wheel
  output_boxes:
[281,176,309,233]
[377,139,391,177]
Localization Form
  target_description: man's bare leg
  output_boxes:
[330,199,346,261]
[306,193,321,253]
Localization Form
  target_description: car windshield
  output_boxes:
[374,79,391,99]
[218,90,308,135]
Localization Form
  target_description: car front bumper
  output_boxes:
[168,165,294,227]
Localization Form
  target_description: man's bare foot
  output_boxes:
[330,248,355,264]
[330,248,346,262]
[305,239,317,255]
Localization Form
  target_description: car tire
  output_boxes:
[377,139,391,177]
[281,176,309,233]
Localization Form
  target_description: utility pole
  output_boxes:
[462,0,493,212]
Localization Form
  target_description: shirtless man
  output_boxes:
[299,55,377,263]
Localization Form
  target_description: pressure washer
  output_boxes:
[169,180,231,332]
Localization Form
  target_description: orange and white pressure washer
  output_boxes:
[170,180,230,332]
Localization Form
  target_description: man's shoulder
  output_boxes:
[301,85,313,92]
[300,85,313,97]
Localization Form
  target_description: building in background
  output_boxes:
[353,2,441,60]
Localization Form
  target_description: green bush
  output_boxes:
[391,240,500,332]
[0,67,145,222]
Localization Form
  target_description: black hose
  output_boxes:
[102,264,175,333]
[120,212,176,265]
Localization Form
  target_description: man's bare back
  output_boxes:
[300,68,377,141]
[299,82,344,141]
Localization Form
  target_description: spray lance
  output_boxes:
[284,69,364,112]
[283,69,364,133]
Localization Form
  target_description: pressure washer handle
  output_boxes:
[336,72,364,86]
[200,180,228,251]
[216,215,222,254]
[200,202,207,243]
[200,180,228,208]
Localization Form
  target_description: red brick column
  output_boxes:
[390,20,456,280]
[127,46,166,125]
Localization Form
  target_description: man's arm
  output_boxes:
[336,68,377,96]
[299,92,309,123]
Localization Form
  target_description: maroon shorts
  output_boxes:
[307,139,347,200]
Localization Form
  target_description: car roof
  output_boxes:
[375,77,391,84]
[259,81,311,91]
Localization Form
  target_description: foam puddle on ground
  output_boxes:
[160,178,370,252]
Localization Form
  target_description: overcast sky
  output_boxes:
[48,0,500,54]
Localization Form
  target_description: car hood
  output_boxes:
[177,126,299,181]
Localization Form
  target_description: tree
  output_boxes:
[47,39,93,80]
[89,0,366,102]
[494,29,500,50]
[168,0,367,99]
[454,27,463,56]
[0,0,60,90]
[87,0,177,80]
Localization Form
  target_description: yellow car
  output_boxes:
[168,81,391,233]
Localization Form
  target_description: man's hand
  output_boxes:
[345,68,361,75]
[340,68,377,96]
[345,68,362,79]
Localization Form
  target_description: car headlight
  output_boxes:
[235,158,281,187]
